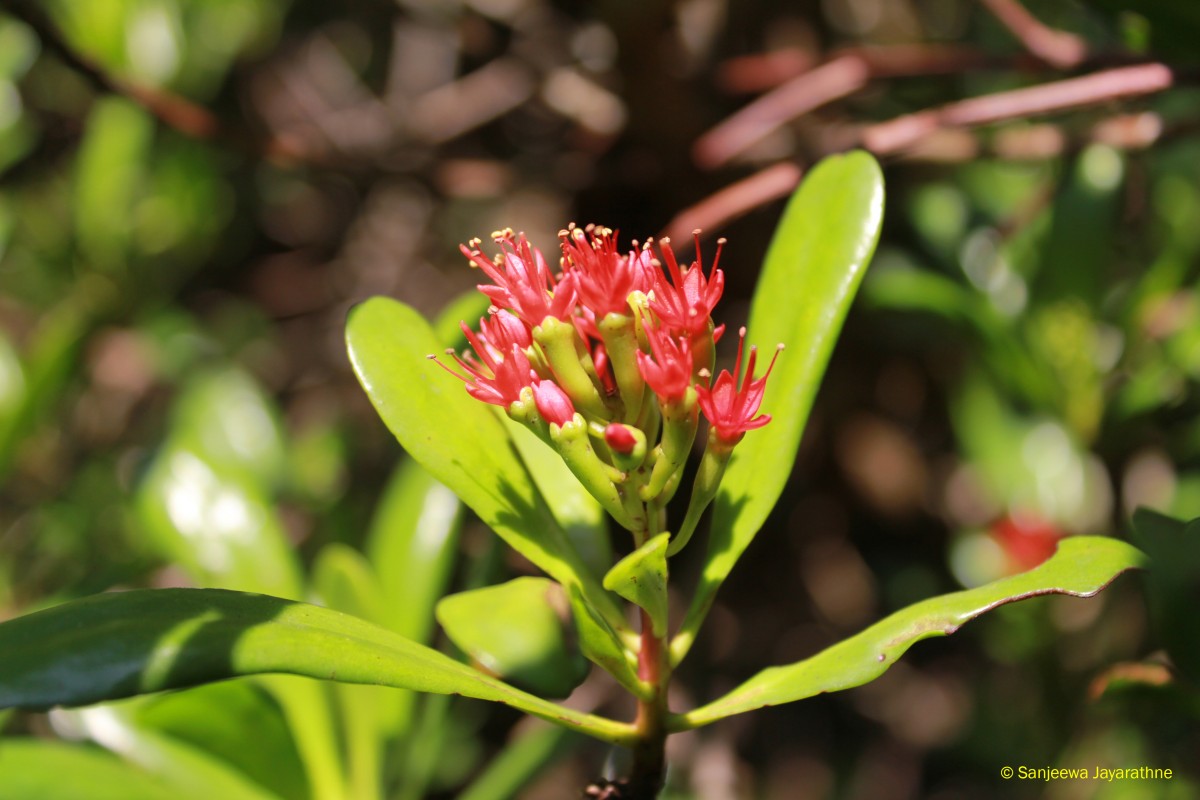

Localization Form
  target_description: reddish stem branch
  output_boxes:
[661,162,803,244]
[626,609,668,799]
[862,63,1174,155]
[694,54,870,169]
[979,0,1088,69]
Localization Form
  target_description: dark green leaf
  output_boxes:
[1131,509,1200,682]
[0,588,633,745]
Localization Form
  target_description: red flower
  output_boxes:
[461,230,577,327]
[651,234,726,338]
[636,324,693,403]
[532,379,576,426]
[432,326,534,408]
[477,308,532,359]
[560,225,656,319]
[696,327,782,445]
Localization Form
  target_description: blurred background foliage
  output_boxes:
[0,0,1198,797]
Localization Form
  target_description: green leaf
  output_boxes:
[458,723,580,800]
[170,368,287,489]
[0,739,179,800]
[362,459,462,740]
[365,459,462,644]
[673,151,885,665]
[565,586,642,696]
[135,446,302,600]
[131,682,308,800]
[0,588,634,746]
[56,704,282,800]
[603,533,668,637]
[673,537,1144,729]
[502,415,611,578]
[313,543,388,627]
[345,297,625,631]
[436,578,590,698]
[1131,509,1200,682]
[433,289,493,348]
[74,97,152,271]
[312,544,390,800]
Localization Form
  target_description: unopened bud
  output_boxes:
[533,380,576,428]
[604,422,647,471]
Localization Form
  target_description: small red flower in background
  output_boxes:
[462,230,577,327]
[560,224,656,318]
[696,327,782,445]
[991,513,1063,571]
[651,234,726,339]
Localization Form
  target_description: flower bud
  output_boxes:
[604,423,647,472]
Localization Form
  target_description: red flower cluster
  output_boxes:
[442,225,777,444]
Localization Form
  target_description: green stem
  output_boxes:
[534,317,609,421]
[667,430,733,557]
[598,312,645,423]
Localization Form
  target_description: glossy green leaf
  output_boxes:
[0,739,179,800]
[258,677,345,800]
[673,536,1145,729]
[673,151,885,665]
[0,588,634,745]
[603,533,668,637]
[436,578,590,698]
[346,297,625,631]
